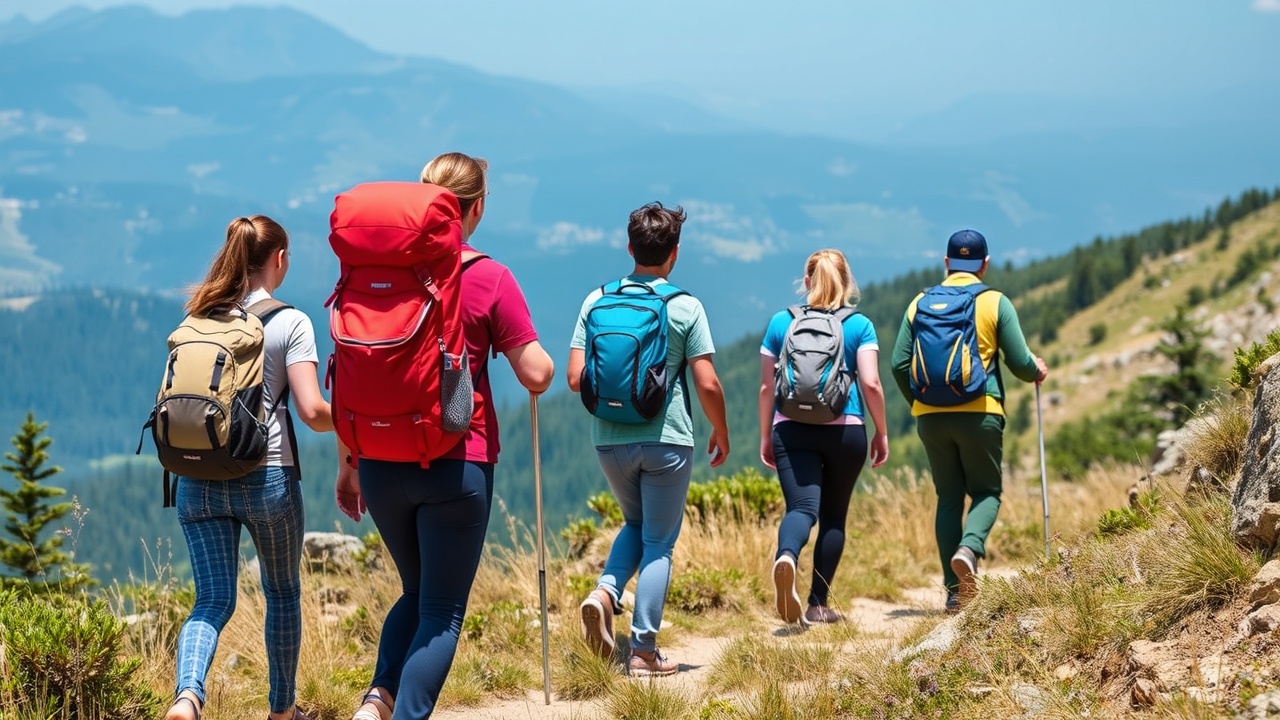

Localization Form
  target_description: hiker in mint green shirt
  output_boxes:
[890,229,1048,613]
[567,202,730,678]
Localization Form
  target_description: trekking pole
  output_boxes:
[1036,383,1050,562]
[530,394,551,705]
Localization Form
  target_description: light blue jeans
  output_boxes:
[593,443,693,653]
[175,465,304,713]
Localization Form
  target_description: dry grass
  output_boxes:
[106,453,1258,720]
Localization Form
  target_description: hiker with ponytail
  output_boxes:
[165,215,332,720]
[759,249,888,625]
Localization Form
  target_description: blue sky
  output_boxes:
[5,0,1278,141]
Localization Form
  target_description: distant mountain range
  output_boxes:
[2,5,1278,370]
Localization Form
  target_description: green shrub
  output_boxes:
[684,468,782,524]
[0,590,163,720]
[1097,507,1150,537]
[1229,328,1280,390]
[1097,488,1159,537]
[1185,284,1207,307]
[1087,322,1107,346]
[559,517,598,559]
[586,492,622,527]
[668,568,747,613]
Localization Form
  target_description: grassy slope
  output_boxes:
[1001,201,1280,458]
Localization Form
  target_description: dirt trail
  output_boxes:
[432,585,948,720]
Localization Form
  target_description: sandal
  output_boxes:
[166,695,202,720]
[353,689,393,720]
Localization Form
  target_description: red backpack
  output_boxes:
[326,181,480,466]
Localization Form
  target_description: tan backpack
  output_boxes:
[137,298,294,506]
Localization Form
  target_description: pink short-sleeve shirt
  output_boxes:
[441,244,539,464]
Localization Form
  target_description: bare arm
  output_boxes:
[334,434,363,522]
[503,340,555,395]
[690,354,729,467]
[856,349,889,468]
[567,348,584,393]
[285,361,333,432]
[758,355,776,469]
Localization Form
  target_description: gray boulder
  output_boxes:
[303,531,366,573]
[1233,356,1280,553]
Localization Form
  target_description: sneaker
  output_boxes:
[579,588,616,660]
[944,591,960,615]
[803,605,842,624]
[628,648,679,677]
[950,546,979,604]
[772,554,803,624]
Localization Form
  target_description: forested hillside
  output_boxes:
[2,186,1277,582]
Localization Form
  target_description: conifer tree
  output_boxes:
[1149,306,1217,427]
[0,413,90,591]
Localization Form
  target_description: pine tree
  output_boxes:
[1148,306,1217,427]
[0,413,91,592]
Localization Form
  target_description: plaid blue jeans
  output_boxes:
[175,465,304,713]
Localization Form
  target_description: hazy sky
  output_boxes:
[4,1,1279,139]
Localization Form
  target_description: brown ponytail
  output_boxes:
[186,215,289,316]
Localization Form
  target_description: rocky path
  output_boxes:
[431,586,946,720]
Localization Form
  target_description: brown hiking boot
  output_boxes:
[579,587,616,659]
[950,546,979,605]
[772,554,803,624]
[628,648,678,677]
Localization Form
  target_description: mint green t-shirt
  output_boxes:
[571,275,716,447]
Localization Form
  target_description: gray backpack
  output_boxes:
[772,306,857,424]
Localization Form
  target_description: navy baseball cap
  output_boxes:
[946,229,988,272]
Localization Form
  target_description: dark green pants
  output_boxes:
[916,412,1005,592]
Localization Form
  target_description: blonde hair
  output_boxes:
[802,249,860,310]
[420,152,488,217]
[186,215,288,316]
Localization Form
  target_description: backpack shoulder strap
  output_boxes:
[961,282,990,298]
[461,251,490,270]
[833,306,858,322]
[787,305,806,320]
[654,282,689,303]
[246,297,293,324]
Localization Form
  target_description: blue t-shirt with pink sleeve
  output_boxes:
[760,307,878,422]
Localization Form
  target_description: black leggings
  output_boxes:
[772,422,868,607]
[359,458,494,719]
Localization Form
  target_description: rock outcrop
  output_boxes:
[1232,354,1280,553]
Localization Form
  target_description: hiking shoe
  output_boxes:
[628,648,679,677]
[804,605,842,624]
[950,546,979,604]
[944,591,960,615]
[772,554,803,624]
[579,588,616,660]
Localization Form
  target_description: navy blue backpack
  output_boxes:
[908,283,993,406]
[580,280,688,424]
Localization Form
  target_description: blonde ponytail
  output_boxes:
[802,249,859,310]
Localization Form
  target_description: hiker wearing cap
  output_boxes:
[889,230,1048,613]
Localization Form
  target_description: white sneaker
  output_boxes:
[772,554,803,624]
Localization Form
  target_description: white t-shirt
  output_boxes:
[244,288,319,468]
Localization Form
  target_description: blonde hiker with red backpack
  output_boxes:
[159,216,334,720]
[760,249,889,625]
[329,153,554,720]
